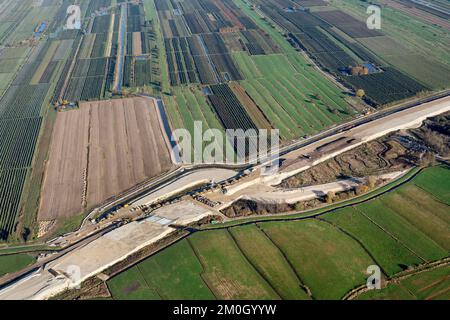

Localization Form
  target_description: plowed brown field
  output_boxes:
[39,97,173,222]
[132,32,142,56]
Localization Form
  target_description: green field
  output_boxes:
[357,265,450,300]
[325,207,423,276]
[107,266,160,300]
[0,46,30,94]
[229,225,311,300]
[4,3,59,45]
[138,240,215,300]
[108,231,281,300]
[143,0,170,91]
[413,165,450,205]
[260,219,374,299]
[356,200,448,262]
[238,53,355,140]
[379,187,450,250]
[234,0,357,139]
[107,166,450,300]
[108,240,215,300]
[0,253,36,278]
[189,230,280,300]
[162,85,233,160]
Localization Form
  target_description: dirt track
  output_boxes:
[39,97,173,222]
[132,32,142,56]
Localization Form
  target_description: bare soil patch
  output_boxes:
[132,32,142,56]
[39,97,173,223]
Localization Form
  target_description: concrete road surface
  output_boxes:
[0,201,214,300]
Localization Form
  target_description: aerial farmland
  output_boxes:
[38,97,173,229]
[0,0,165,241]
[0,0,448,304]
[155,0,359,143]
[107,165,450,300]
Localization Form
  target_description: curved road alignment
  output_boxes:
[1,90,449,298]
[80,91,450,233]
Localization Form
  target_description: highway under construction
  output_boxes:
[0,92,449,300]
